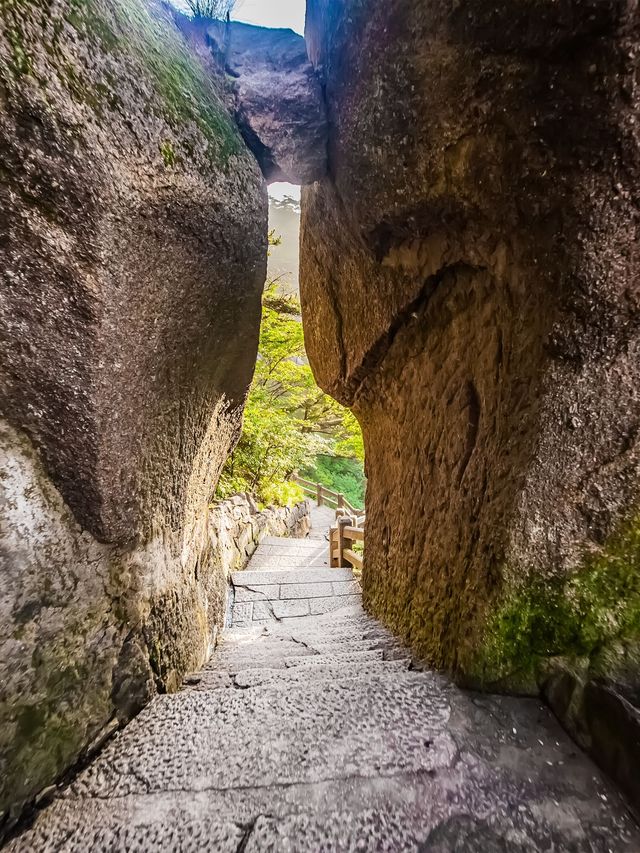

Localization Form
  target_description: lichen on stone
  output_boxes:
[0,0,243,165]
[473,515,640,691]
[160,139,176,167]
[2,16,33,76]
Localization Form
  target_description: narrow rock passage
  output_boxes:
[8,516,640,851]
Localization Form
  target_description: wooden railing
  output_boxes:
[291,473,363,516]
[291,474,365,573]
[329,513,364,572]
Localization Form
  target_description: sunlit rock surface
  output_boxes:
[300,0,640,806]
[0,0,266,820]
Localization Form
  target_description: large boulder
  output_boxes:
[0,0,266,821]
[300,0,640,794]
[183,18,328,184]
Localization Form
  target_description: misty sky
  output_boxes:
[270,182,301,202]
[233,0,306,34]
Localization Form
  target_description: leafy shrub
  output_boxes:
[217,274,364,508]
[261,481,305,508]
[301,455,366,509]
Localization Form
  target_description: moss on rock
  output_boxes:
[471,515,640,691]
[1,0,243,165]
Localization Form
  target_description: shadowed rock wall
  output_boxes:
[178,17,328,185]
[0,0,266,822]
[300,0,640,800]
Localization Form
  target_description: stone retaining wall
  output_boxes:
[208,495,312,591]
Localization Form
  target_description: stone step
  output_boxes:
[296,638,394,654]
[232,568,353,586]
[250,560,330,572]
[250,548,329,560]
[63,673,453,800]
[3,802,247,852]
[216,645,407,666]
[234,579,360,603]
[251,544,327,557]
[224,606,369,633]
[284,649,385,668]
[234,606,368,629]
[222,623,387,644]
[233,594,361,623]
[251,552,329,571]
[12,779,636,853]
[214,633,398,661]
[213,647,390,674]
[190,657,409,690]
[232,658,410,688]
[260,536,326,548]
[214,637,383,660]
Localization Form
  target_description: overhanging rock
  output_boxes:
[207,21,328,184]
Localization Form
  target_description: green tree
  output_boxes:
[301,455,365,509]
[217,282,365,506]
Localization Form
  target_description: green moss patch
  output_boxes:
[473,515,640,689]
[1,0,243,165]
[160,139,176,167]
[96,0,242,164]
[4,21,33,75]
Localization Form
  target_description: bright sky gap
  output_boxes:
[232,0,306,34]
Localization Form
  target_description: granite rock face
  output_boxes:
[0,0,266,821]
[300,0,640,785]
[190,19,328,184]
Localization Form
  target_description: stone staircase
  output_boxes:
[230,535,360,624]
[7,522,640,851]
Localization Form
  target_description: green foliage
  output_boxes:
[160,140,176,167]
[301,455,365,510]
[261,481,305,509]
[218,274,364,507]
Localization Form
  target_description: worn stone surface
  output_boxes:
[230,534,360,624]
[233,567,353,587]
[7,515,640,851]
[300,0,640,790]
[279,582,333,599]
[0,0,266,548]
[248,551,328,569]
[180,17,328,184]
[208,497,312,579]
[0,0,268,823]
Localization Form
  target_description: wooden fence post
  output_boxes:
[316,483,323,507]
[337,516,351,567]
[338,493,345,509]
[329,526,339,568]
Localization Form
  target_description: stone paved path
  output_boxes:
[7,513,640,851]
